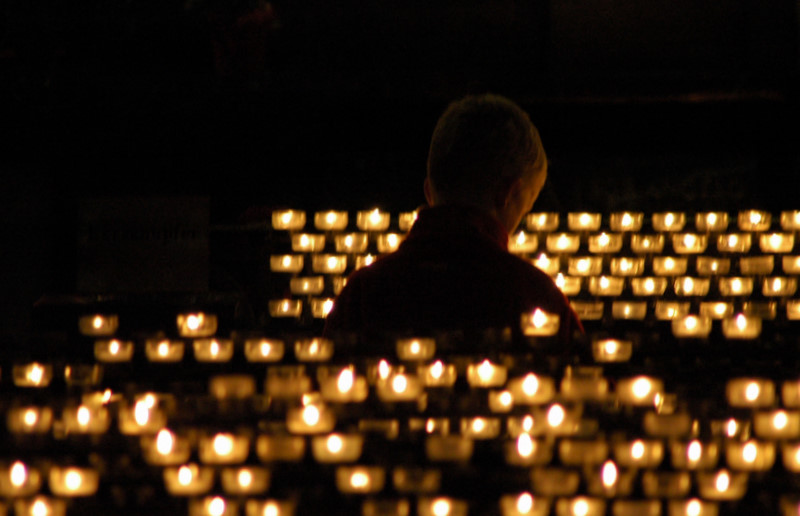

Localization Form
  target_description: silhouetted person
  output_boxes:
[325,94,581,348]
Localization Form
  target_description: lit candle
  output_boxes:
[754,409,800,439]
[667,499,719,516]
[466,359,507,387]
[568,212,601,231]
[737,210,771,231]
[716,233,751,253]
[268,299,303,318]
[269,254,304,273]
[78,314,119,336]
[141,428,192,465]
[356,208,390,231]
[653,256,688,276]
[244,338,285,362]
[376,233,404,253]
[489,390,515,413]
[611,301,647,320]
[543,403,579,435]
[763,276,797,296]
[460,417,501,439]
[62,404,110,434]
[781,210,800,230]
[610,212,643,232]
[94,339,134,362]
[499,492,550,516]
[145,339,185,362]
[49,466,99,496]
[507,414,542,437]
[532,253,560,275]
[13,362,53,387]
[570,301,604,320]
[554,496,605,516]
[420,360,457,387]
[163,463,214,496]
[610,257,644,276]
[527,212,559,232]
[319,366,368,402]
[671,315,712,338]
[739,255,775,275]
[546,233,581,253]
[631,277,667,296]
[782,443,800,472]
[396,337,436,361]
[256,434,306,462]
[189,496,236,516]
[13,497,67,516]
[591,339,632,363]
[177,312,218,337]
[198,432,250,464]
[695,212,729,232]
[674,277,710,296]
[291,233,325,252]
[721,314,762,339]
[220,466,269,495]
[554,273,581,296]
[294,337,334,361]
[118,392,167,435]
[417,497,469,516]
[568,256,602,276]
[726,440,776,471]
[376,372,423,402]
[0,461,41,497]
[354,254,377,269]
[654,301,690,320]
[504,433,552,466]
[588,233,622,253]
[588,276,624,296]
[783,255,800,274]
[312,433,364,463]
[244,500,295,516]
[398,210,419,231]
[507,373,555,404]
[286,396,335,434]
[699,301,733,319]
[726,378,775,407]
[312,254,348,274]
[424,435,474,461]
[314,210,348,231]
[670,440,719,469]
[696,257,730,276]
[617,376,664,406]
[509,230,539,254]
[613,439,664,468]
[334,233,368,253]
[7,406,53,434]
[193,338,234,362]
[584,460,634,497]
[630,234,665,254]
[335,465,385,494]
[718,277,753,297]
[652,212,686,232]
[521,309,560,337]
[760,232,794,253]
[271,209,306,231]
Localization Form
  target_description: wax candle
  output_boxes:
[695,212,729,232]
[547,233,581,253]
[653,256,688,276]
[588,233,622,253]
[398,211,419,231]
[697,470,747,500]
[286,396,335,434]
[163,464,214,496]
[396,337,436,361]
[671,315,712,338]
[7,406,53,434]
[311,433,364,463]
[558,440,609,466]
[521,309,560,337]
[314,210,348,231]
[727,378,775,407]
[294,337,334,361]
[568,257,602,276]
[754,410,800,439]
[425,435,474,461]
[335,466,385,494]
[319,366,368,402]
[244,500,296,516]
[189,496,236,516]
[763,276,797,296]
[417,497,468,516]
[673,233,707,254]
[49,466,99,496]
[509,231,538,254]
[617,376,664,406]
[655,301,690,320]
[13,497,66,516]
[466,359,507,387]
[667,499,719,516]
[290,276,325,295]
[270,254,304,273]
[670,440,719,469]
[739,256,774,275]
[507,373,555,404]
[13,362,52,388]
[631,234,665,254]
[527,212,559,231]
[737,210,771,231]
[193,338,234,362]
[641,470,691,498]
[631,277,667,296]
[145,339,185,362]
[721,314,762,339]
[94,339,134,362]
[610,257,644,276]
[610,212,643,232]
[244,338,285,362]
[568,212,601,231]
[0,461,40,497]
[291,233,325,252]
[611,301,647,320]
[489,390,515,413]
[177,312,217,337]
[499,492,550,516]
[268,299,303,318]
[376,372,423,402]
[78,314,118,336]
[504,433,552,466]
[717,233,752,253]
[377,233,404,253]
[334,233,368,253]
[588,276,624,296]
[592,339,632,363]
[652,212,686,232]
[781,210,800,230]
[532,253,560,275]
[256,434,306,462]
[530,468,580,496]
[460,417,501,439]
[312,254,347,274]
[356,209,390,231]
[613,439,664,468]
[554,496,604,516]
[141,428,191,465]
[271,209,305,230]
[420,360,457,387]
[62,404,110,434]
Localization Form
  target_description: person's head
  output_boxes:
[424,93,548,233]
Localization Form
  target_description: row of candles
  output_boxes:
[271,209,800,233]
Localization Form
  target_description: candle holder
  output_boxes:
[760,232,794,253]
[0,461,41,497]
[13,362,53,388]
[62,404,110,434]
[163,464,214,496]
[725,440,775,471]
[616,376,664,406]
[244,500,296,516]
[696,257,730,276]
[610,257,644,276]
[420,360,457,387]
[588,276,624,296]
[655,301,690,320]
[357,209,390,231]
[653,257,688,276]
[781,443,800,472]
[554,274,582,296]
[199,432,251,465]
[670,440,719,469]
[611,301,647,320]
[588,233,622,253]
[718,277,753,297]
[270,254,304,273]
[673,233,708,254]
[532,253,560,275]
[504,434,552,466]
[376,372,423,402]
[7,406,53,434]
[396,338,436,361]
[613,439,664,468]
[509,231,538,254]
[781,210,800,230]
[671,315,712,338]
[265,366,312,398]
[695,212,729,232]
[244,338,285,362]
[319,367,369,402]
[286,397,335,434]
[763,276,797,297]
[290,276,325,296]
[256,434,306,462]
[312,254,348,274]
[78,314,118,336]
[460,417,501,439]
[585,460,636,498]
[727,378,775,408]
[547,233,581,254]
[610,212,643,232]
[568,212,601,231]
[570,301,604,321]
[507,373,555,404]
[631,234,665,254]
[643,411,692,438]
[527,212,559,232]
[291,233,325,252]
[177,312,218,337]
[559,440,609,466]
[738,210,771,231]
[376,233,404,253]
[335,465,385,494]
[118,393,167,435]
[314,210,348,231]
[141,428,192,465]
[674,277,710,296]
[697,470,748,500]
[294,338,334,361]
[392,467,440,493]
[49,466,99,496]
[271,209,306,230]
[530,468,580,496]
[14,497,66,516]
[398,211,419,231]
[521,309,560,337]
[739,256,774,275]
[311,433,364,462]
[233,470,278,498]
[568,257,602,276]
[417,498,468,516]
[717,233,751,253]
[424,435,474,461]
[489,390,514,413]
[334,233,368,253]
[667,499,718,516]
[193,338,234,362]
[652,212,686,232]
[268,299,303,318]
[592,339,632,363]
[721,314,762,339]
[189,496,236,516]
[94,339,134,362]
[555,497,605,516]
[466,359,507,388]
[641,470,691,498]
[499,492,550,516]
[145,339,185,362]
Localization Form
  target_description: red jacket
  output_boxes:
[324,205,582,348]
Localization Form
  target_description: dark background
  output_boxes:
[2,0,799,334]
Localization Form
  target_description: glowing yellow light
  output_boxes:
[178,466,193,486]
[516,493,534,514]
[187,314,203,331]
[213,434,234,456]
[156,429,175,455]
[31,500,49,516]
[472,418,486,433]
[745,382,761,401]
[517,433,534,457]
[302,405,321,426]
[23,409,38,427]
[208,497,226,516]
[337,369,354,393]
[477,360,495,382]
[10,461,27,487]
[715,471,730,491]
[573,498,589,516]
[65,469,82,491]
[631,440,645,460]
[687,440,702,462]
[134,402,151,426]
[632,377,652,399]
[327,435,343,454]
[522,374,539,396]
[601,460,617,488]
[76,406,91,426]
[742,442,757,463]
[686,499,701,516]
[430,360,444,379]
[377,360,391,380]
[158,341,170,357]
[665,213,675,226]
[350,471,369,488]
[750,212,762,225]
[604,340,618,355]
[726,419,738,437]
[432,498,451,516]
[263,502,280,516]
[547,404,565,427]
[774,411,788,430]
[391,375,408,394]
[28,363,44,384]
[598,233,610,247]
[684,316,698,330]
[499,391,513,407]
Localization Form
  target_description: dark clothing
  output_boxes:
[324,205,582,346]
